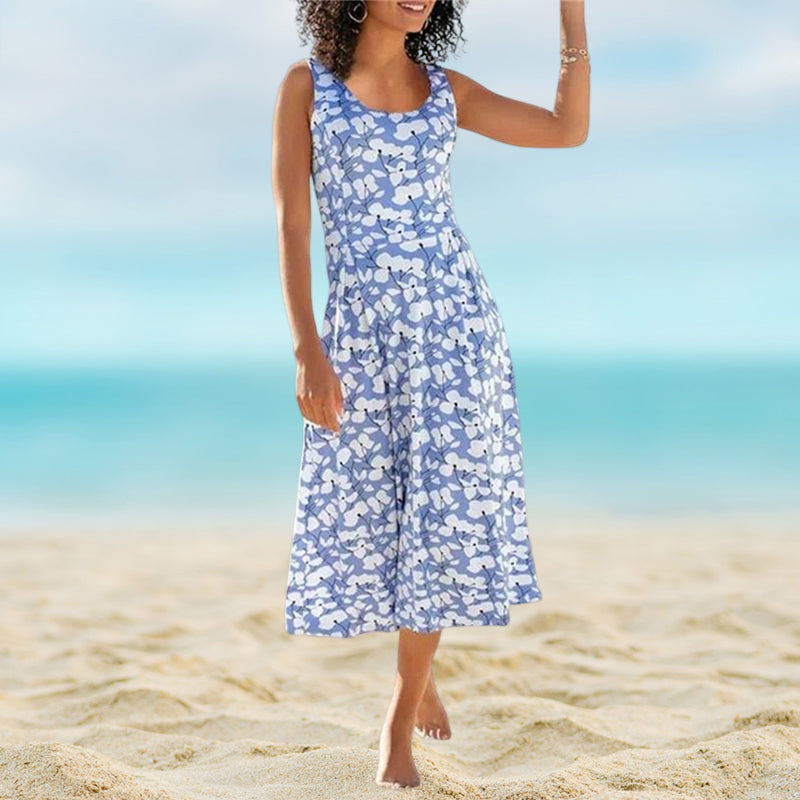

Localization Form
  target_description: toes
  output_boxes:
[415,721,453,740]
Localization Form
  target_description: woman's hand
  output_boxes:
[295,341,344,433]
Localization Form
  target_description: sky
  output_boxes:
[1,0,799,365]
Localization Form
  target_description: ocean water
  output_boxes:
[1,357,799,531]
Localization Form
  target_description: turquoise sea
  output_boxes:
[1,357,799,531]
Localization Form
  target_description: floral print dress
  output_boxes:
[284,55,543,637]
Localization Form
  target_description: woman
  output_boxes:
[272,0,589,788]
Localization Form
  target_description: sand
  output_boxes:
[1,511,799,799]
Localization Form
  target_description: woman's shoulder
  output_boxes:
[283,58,316,86]
[273,59,316,123]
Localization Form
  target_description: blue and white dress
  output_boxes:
[285,55,542,637]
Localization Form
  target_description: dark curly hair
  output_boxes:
[295,0,468,79]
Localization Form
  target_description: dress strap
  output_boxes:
[305,57,318,123]
[306,56,320,95]
[430,62,456,122]
[306,56,342,127]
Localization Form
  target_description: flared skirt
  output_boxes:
[285,228,542,637]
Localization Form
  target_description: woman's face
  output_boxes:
[366,1,434,34]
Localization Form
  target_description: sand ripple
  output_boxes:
[1,516,799,798]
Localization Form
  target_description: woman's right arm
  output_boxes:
[271,61,343,433]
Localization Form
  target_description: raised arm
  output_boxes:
[445,0,590,148]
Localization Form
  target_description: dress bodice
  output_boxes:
[306,56,459,263]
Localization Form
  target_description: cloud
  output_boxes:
[0,0,798,235]
[458,1,800,134]
[0,0,282,233]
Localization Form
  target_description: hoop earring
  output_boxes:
[347,1,367,24]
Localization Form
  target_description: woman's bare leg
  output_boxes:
[414,661,452,740]
[375,627,443,788]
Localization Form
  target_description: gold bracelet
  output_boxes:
[561,46,590,66]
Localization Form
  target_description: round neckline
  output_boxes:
[317,57,435,117]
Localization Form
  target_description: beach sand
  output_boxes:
[1,512,799,799]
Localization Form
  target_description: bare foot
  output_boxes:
[414,673,451,740]
[375,710,420,788]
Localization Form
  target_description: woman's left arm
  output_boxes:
[446,0,590,148]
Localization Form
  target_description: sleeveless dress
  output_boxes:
[284,55,543,637]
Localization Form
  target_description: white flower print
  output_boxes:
[285,56,543,638]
